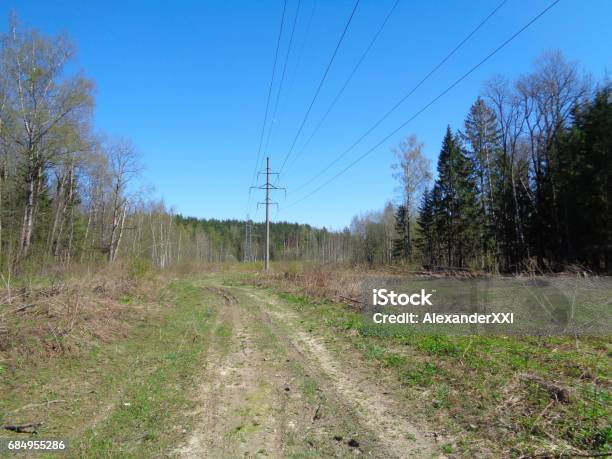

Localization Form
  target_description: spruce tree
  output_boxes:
[556,87,611,269]
[463,97,501,268]
[392,205,408,262]
[416,189,435,267]
[431,127,479,267]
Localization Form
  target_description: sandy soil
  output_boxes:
[175,279,440,459]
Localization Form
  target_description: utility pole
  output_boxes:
[251,157,284,271]
[265,157,270,270]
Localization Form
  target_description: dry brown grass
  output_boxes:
[253,262,398,306]
[257,261,603,307]
[0,262,165,363]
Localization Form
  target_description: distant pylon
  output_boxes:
[250,157,285,271]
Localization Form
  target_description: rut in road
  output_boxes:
[176,281,438,458]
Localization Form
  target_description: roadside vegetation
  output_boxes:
[0,265,219,458]
[249,263,611,456]
[1,261,609,457]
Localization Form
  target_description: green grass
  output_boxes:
[300,376,319,399]
[264,279,612,456]
[0,279,217,458]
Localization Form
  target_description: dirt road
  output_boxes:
[175,278,439,458]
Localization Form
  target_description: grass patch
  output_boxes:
[0,278,217,458]
[256,274,612,456]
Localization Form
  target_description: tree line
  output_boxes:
[0,17,219,272]
[185,52,610,273]
[395,51,610,272]
[1,17,608,274]
[175,216,355,264]
[0,17,358,272]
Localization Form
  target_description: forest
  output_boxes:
[0,17,258,272]
[0,17,365,272]
[178,52,612,274]
[295,51,611,273]
[412,52,611,273]
[0,17,609,275]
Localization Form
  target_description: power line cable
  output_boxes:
[263,0,302,156]
[248,0,288,214]
[280,0,318,121]
[279,0,361,174]
[282,0,560,210]
[283,0,400,176]
[288,0,507,196]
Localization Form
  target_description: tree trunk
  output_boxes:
[19,157,37,260]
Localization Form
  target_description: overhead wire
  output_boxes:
[263,0,303,156]
[280,0,318,121]
[278,0,361,174]
[282,0,561,210]
[247,0,288,215]
[288,0,508,196]
[283,0,401,177]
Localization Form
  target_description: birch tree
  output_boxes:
[391,135,431,261]
[1,16,93,260]
[107,140,141,263]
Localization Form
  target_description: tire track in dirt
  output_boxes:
[177,282,439,458]
[177,286,284,458]
[242,287,438,458]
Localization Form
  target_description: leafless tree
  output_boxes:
[106,139,142,263]
[391,135,431,258]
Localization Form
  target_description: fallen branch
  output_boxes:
[2,422,43,433]
[530,400,554,433]
[337,295,360,304]
[10,303,37,314]
[312,403,321,421]
[12,400,66,413]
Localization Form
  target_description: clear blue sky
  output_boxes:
[2,0,610,229]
